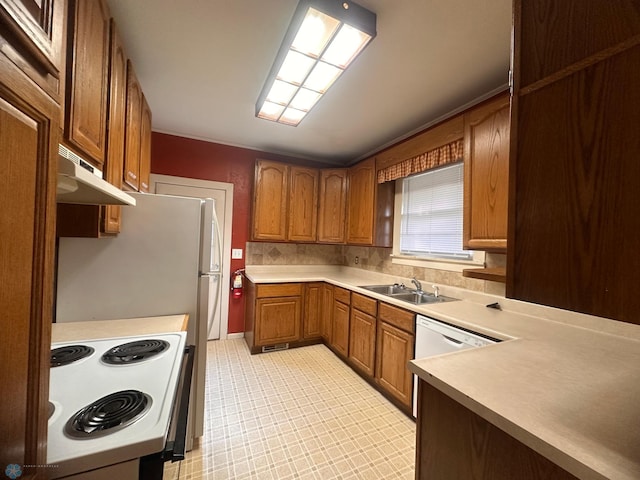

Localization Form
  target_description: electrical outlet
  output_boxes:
[354,256,359,264]
[231,248,243,259]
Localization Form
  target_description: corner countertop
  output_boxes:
[51,314,189,343]
[245,265,640,480]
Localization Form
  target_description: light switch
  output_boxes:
[231,248,243,259]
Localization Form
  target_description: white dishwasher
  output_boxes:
[413,314,499,417]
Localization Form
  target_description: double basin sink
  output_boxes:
[360,284,458,305]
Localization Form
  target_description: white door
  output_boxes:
[150,174,233,341]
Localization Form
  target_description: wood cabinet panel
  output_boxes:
[378,302,414,334]
[102,20,127,234]
[416,382,579,480]
[138,94,152,192]
[123,60,142,190]
[254,296,302,346]
[252,160,289,240]
[518,0,640,87]
[463,92,510,252]
[321,283,334,342]
[375,321,414,407]
[288,166,318,242]
[317,169,347,243]
[351,292,377,317]
[303,283,323,339]
[66,0,110,166]
[348,307,376,377]
[0,52,58,478]
[509,46,640,324]
[333,286,351,305]
[0,0,65,100]
[346,157,375,244]
[257,283,302,298]
[331,298,350,357]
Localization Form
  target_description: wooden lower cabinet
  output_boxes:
[245,283,303,353]
[348,293,377,377]
[331,287,351,357]
[320,283,334,342]
[416,382,578,480]
[303,283,323,339]
[376,319,414,408]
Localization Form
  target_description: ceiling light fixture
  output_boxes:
[256,0,377,126]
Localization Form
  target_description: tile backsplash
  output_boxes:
[246,242,506,296]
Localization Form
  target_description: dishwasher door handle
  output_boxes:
[442,334,465,347]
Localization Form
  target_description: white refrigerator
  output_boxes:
[55,192,223,449]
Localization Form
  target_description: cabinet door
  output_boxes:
[253,160,289,241]
[123,60,142,190]
[303,282,323,339]
[463,93,510,251]
[376,321,414,407]
[317,169,347,243]
[346,157,375,244]
[288,166,318,242]
[138,94,152,193]
[102,20,127,234]
[254,296,301,346]
[321,283,334,342]
[331,300,350,357]
[66,0,110,167]
[0,0,65,99]
[348,308,377,377]
[0,57,58,478]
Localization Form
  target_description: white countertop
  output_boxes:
[245,265,640,480]
[51,314,189,343]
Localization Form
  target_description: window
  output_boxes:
[393,162,484,269]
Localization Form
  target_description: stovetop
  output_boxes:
[47,332,186,478]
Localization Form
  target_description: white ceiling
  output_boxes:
[106,0,512,165]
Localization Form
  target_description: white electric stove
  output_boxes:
[47,332,188,479]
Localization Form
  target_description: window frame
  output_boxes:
[391,170,485,272]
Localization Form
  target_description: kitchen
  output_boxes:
[2,0,640,480]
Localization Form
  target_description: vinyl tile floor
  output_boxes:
[164,338,416,480]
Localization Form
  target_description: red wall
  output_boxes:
[151,132,308,333]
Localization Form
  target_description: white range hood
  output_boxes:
[56,144,136,206]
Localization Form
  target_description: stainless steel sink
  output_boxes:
[360,284,408,295]
[389,291,456,304]
[360,284,458,305]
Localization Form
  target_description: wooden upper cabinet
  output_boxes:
[138,94,152,193]
[346,157,376,244]
[288,166,318,242]
[463,93,510,252]
[65,0,110,167]
[102,20,127,234]
[0,0,65,100]
[252,160,289,241]
[0,32,60,477]
[317,169,347,243]
[123,60,142,191]
[518,0,640,87]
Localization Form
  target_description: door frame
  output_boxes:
[150,173,233,340]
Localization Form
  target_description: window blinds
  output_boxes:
[399,162,471,260]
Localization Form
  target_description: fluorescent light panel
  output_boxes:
[256,0,376,126]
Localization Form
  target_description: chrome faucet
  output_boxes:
[411,277,423,293]
[432,285,440,298]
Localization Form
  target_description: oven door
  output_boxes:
[139,344,195,479]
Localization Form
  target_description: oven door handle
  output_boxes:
[163,344,195,462]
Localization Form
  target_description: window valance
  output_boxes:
[376,138,464,183]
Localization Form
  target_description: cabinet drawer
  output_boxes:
[334,286,351,305]
[378,302,414,333]
[352,293,377,316]
[256,283,302,298]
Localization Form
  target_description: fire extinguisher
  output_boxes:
[231,269,244,298]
